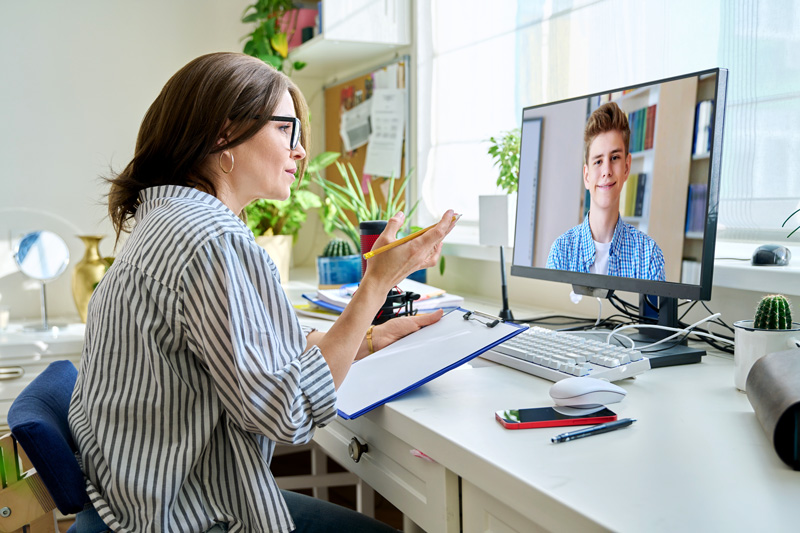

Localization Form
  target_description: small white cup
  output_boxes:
[733,320,800,392]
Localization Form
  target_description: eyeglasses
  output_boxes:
[270,115,301,150]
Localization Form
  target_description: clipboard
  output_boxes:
[336,308,527,419]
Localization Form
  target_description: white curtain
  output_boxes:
[415,0,800,243]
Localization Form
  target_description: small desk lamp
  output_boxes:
[478,196,515,321]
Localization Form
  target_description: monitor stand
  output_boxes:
[632,295,704,368]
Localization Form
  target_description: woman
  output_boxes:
[68,52,456,532]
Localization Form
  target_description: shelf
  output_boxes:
[691,152,710,161]
[289,34,406,80]
[631,149,654,159]
[685,231,704,240]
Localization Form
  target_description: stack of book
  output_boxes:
[619,173,648,218]
[627,104,657,153]
[298,278,464,321]
[685,183,708,234]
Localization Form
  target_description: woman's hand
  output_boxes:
[363,210,458,291]
[356,309,444,360]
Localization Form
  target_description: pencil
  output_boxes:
[363,214,461,260]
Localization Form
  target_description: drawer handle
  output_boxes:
[0,367,24,380]
[348,437,368,463]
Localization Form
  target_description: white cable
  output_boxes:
[595,297,602,326]
[607,313,722,350]
[559,329,637,349]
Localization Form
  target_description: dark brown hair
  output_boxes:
[107,52,309,243]
[583,102,630,164]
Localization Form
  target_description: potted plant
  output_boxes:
[480,128,520,248]
[317,238,361,288]
[244,151,339,282]
[241,0,308,74]
[733,295,800,391]
[315,161,419,255]
[313,161,441,281]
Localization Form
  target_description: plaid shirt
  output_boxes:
[546,214,665,281]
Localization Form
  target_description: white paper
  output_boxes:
[336,309,524,418]
[373,63,399,89]
[339,98,372,152]
[363,88,406,177]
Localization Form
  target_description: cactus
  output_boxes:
[753,294,793,329]
[322,239,355,258]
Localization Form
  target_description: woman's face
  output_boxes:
[226,90,306,210]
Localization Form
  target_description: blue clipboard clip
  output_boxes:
[463,310,502,328]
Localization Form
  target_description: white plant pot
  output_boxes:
[733,320,800,392]
[479,194,517,247]
[255,234,293,284]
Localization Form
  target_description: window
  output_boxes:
[415,0,800,245]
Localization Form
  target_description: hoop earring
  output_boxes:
[219,151,234,174]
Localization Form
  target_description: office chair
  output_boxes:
[0,360,106,533]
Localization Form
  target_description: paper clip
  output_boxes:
[463,310,501,328]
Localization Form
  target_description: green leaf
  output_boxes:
[307,151,340,173]
[439,255,446,276]
[293,61,307,71]
[259,53,283,69]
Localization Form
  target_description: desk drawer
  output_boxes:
[314,416,459,533]
[0,354,81,429]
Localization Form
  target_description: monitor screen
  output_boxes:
[511,68,727,302]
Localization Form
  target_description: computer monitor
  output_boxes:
[511,68,728,367]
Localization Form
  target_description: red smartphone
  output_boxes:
[495,406,617,429]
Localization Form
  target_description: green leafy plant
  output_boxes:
[487,128,521,194]
[783,208,799,238]
[241,0,307,74]
[315,162,418,254]
[322,238,355,257]
[754,294,793,330]
[244,151,339,240]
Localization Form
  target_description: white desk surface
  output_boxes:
[367,356,799,532]
[286,274,800,532]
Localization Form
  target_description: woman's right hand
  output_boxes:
[362,210,458,291]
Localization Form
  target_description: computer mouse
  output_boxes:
[549,377,627,408]
[752,244,791,266]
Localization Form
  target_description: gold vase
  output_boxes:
[72,235,109,323]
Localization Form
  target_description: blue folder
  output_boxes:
[335,308,527,419]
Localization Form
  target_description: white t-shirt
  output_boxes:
[590,240,611,275]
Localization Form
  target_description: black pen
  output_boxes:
[551,418,636,443]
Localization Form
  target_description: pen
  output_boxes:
[363,214,461,260]
[551,418,636,443]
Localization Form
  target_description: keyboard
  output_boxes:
[483,326,651,382]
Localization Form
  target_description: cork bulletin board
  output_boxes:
[322,56,410,206]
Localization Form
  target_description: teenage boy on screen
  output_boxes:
[546,102,665,281]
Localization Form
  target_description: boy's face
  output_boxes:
[583,130,631,212]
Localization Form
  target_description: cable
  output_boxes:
[607,313,722,350]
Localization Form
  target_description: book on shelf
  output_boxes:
[625,104,657,153]
[684,183,708,234]
[693,100,714,156]
[634,173,647,217]
[624,173,639,217]
[645,104,656,150]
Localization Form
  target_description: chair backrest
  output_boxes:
[7,360,90,514]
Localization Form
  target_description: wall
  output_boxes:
[0,0,250,320]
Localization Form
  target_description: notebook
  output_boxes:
[335,308,526,419]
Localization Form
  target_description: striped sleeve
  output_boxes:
[182,232,336,443]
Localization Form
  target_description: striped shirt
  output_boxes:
[68,185,337,532]
[546,214,666,281]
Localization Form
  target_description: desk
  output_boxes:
[0,323,85,431]
[287,279,800,532]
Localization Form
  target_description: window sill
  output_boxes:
[442,239,800,296]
